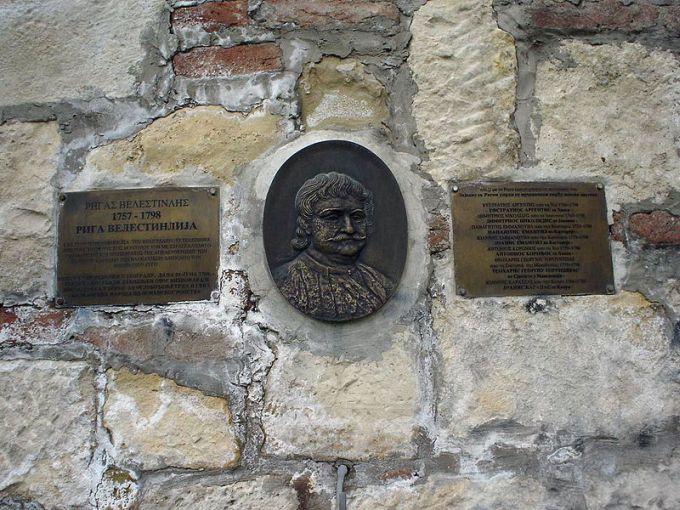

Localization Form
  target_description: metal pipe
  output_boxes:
[337,464,348,510]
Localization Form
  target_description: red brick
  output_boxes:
[173,44,283,79]
[172,1,249,33]
[33,309,70,329]
[379,468,415,482]
[0,307,72,344]
[259,0,400,29]
[428,214,451,254]
[0,307,19,329]
[629,210,680,246]
[610,210,626,243]
[531,0,658,32]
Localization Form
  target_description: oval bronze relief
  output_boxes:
[263,140,408,322]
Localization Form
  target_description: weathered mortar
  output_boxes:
[0,0,678,509]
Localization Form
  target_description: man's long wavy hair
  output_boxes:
[291,172,374,251]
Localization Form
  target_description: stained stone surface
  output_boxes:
[93,467,139,510]
[79,312,243,365]
[349,474,550,509]
[0,308,73,346]
[534,41,680,207]
[0,122,60,303]
[103,368,240,470]
[262,339,419,460]
[85,107,286,183]
[433,291,678,441]
[75,308,270,398]
[298,57,389,131]
[409,0,519,187]
[138,476,299,510]
[0,0,167,106]
[0,361,95,508]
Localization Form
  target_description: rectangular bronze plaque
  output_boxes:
[452,182,614,298]
[57,187,220,306]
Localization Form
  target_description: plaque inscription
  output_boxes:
[452,182,614,298]
[57,187,219,306]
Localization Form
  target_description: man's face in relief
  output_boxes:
[309,196,368,258]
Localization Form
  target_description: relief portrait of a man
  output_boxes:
[273,172,394,322]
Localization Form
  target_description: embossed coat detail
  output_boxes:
[274,252,394,321]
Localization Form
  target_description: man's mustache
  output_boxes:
[327,234,367,242]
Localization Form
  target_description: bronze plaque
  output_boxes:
[263,140,407,322]
[452,182,614,298]
[57,187,219,306]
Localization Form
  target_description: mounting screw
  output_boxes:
[458,287,467,296]
[209,188,217,196]
[597,183,604,190]
[55,297,65,306]
[58,193,67,202]
[606,284,615,294]
[452,185,459,193]
[210,290,220,301]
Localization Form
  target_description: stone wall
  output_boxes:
[0,1,678,509]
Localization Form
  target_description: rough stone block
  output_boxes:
[173,44,283,79]
[84,106,285,183]
[629,210,680,247]
[664,6,680,35]
[172,1,249,33]
[262,341,419,461]
[139,476,300,509]
[409,0,519,187]
[534,41,680,206]
[0,0,167,106]
[349,474,550,509]
[434,292,677,440]
[103,368,240,470]
[0,122,60,303]
[0,361,96,508]
[298,57,388,131]
[257,0,400,32]
[584,458,680,509]
[0,496,47,509]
